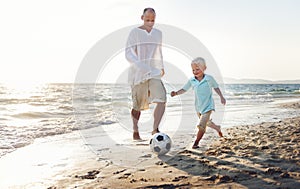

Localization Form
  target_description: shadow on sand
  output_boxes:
[158,141,300,189]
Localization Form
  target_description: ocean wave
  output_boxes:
[292,89,300,94]
[11,111,69,119]
[1,83,300,158]
[58,105,74,111]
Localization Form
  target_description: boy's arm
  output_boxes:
[171,79,191,97]
[171,89,186,97]
[214,88,226,105]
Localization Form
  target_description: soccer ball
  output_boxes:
[149,133,172,155]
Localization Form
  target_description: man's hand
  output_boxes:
[161,69,165,77]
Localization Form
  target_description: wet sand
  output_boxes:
[48,101,300,189]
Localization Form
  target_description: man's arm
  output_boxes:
[125,30,151,72]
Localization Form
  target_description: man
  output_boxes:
[125,8,166,140]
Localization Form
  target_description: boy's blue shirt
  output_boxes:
[182,74,218,114]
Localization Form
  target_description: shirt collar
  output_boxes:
[191,74,206,83]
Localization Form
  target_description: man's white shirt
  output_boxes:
[125,27,164,85]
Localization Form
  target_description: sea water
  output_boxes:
[0,83,299,157]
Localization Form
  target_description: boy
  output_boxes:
[125,8,166,140]
[171,57,226,149]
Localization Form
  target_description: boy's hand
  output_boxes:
[170,91,176,97]
[221,97,226,105]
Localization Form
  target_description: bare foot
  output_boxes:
[192,141,200,149]
[133,132,142,140]
[151,128,160,135]
[216,125,223,138]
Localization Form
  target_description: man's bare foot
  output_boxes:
[133,132,142,140]
[151,128,160,135]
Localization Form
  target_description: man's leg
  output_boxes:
[149,79,166,135]
[132,109,141,140]
[152,102,165,135]
[131,81,149,140]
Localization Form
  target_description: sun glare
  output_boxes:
[2,81,46,98]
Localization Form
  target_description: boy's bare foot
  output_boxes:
[151,128,160,135]
[216,125,223,138]
[218,131,223,138]
[133,132,142,140]
[192,141,200,149]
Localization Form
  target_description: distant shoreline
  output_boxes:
[223,77,300,84]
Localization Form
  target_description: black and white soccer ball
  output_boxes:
[149,133,172,155]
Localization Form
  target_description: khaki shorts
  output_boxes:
[197,111,212,132]
[131,79,166,111]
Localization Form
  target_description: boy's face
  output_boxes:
[191,63,205,79]
[141,10,156,28]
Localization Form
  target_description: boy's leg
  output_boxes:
[193,129,205,149]
[193,111,212,148]
[208,121,223,137]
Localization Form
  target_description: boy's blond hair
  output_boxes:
[191,57,207,70]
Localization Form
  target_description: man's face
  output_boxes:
[142,11,156,28]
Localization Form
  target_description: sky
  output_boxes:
[1,0,300,83]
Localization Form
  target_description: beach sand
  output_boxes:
[47,101,300,189]
[1,101,300,189]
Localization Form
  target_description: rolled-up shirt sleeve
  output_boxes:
[125,30,151,73]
